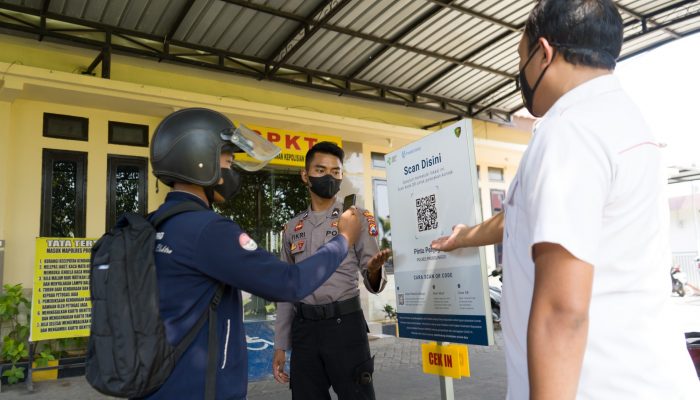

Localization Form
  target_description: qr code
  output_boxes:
[415,194,438,232]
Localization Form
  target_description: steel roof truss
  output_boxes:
[1,1,697,127]
[616,2,682,38]
[267,0,352,77]
[163,0,196,55]
[424,0,521,32]
[345,0,454,79]
[0,6,490,117]
[223,0,514,78]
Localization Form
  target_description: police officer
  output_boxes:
[145,109,362,400]
[272,141,391,400]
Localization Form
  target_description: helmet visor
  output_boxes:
[220,124,281,171]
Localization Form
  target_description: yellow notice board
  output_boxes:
[236,124,342,168]
[421,342,470,379]
[30,237,95,341]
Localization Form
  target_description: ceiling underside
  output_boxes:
[0,0,699,127]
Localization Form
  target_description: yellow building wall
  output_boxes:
[2,99,167,287]
[473,120,529,145]
[0,101,10,241]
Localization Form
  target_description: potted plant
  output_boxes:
[381,304,398,336]
[1,284,31,386]
[31,346,57,382]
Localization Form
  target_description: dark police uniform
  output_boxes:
[274,200,387,400]
[144,192,350,400]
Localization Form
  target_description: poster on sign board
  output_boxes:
[30,238,94,341]
[385,119,493,346]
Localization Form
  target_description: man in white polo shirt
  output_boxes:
[432,0,700,399]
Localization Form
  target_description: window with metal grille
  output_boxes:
[106,155,148,230]
[40,149,87,237]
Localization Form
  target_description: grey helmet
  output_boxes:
[150,108,280,187]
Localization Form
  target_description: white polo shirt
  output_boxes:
[502,75,700,399]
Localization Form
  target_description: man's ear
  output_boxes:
[301,169,309,185]
[538,37,556,66]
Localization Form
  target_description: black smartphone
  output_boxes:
[342,194,357,212]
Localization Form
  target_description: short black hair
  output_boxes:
[525,0,623,70]
[305,141,344,170]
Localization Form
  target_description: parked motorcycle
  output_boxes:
[489,268,503,324]
[489,285,501,324]
[671,265,688,297]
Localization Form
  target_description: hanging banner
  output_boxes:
[235,124,342,168]
[30,238,95,341]
[385,120,493,346]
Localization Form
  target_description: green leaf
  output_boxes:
[17,325,30,342]
[3,365,25,385]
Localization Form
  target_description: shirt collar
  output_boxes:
[165,190,209,208]
[545,74,620,117]
[306,199,343,219]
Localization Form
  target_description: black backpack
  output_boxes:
[86,202,224,399]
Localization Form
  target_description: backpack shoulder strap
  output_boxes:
[173,284,226,400]
[173,284,225,361]
[151,201,207,228]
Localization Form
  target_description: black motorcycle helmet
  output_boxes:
[151,108,234,187]
[150,107,280,187]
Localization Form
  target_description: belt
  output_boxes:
[296,296,361,321]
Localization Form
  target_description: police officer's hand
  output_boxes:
[272,349,289,384]
[368,249,392,274]
[338,206,362,247]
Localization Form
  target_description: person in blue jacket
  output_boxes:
[144,108,362,400]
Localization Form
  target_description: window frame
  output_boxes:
[487,166,505,182]
[371,152,387,169]
[40,149,88,237]
[105,154,149,230]
[42,113,89,141]
[108,121,149,147]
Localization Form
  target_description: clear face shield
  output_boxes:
[220,124,281,171]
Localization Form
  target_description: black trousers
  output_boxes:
[290,310,375,400]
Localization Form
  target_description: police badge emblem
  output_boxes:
[239,233,258,251]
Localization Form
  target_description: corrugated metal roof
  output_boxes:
[0,0,699,127]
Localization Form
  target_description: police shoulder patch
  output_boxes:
[368,223,378,237]
[363,209,376,225]
[239,233,258,251]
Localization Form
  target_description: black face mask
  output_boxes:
[308,174,342,199]
[519,44,556,117]
[213,168,242,201]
